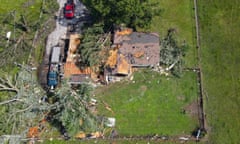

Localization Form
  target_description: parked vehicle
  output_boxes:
[64,2,75,19]
[47,71,58,89]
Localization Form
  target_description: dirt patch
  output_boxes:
[139,85,147,91]
[177,95,185,101]
[184,101,199,118]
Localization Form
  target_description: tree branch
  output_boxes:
[0,75,19,93]
[166,58,179,71]
[14,104,33,114]
[5,75,15,88]
[0,87,18,93]
[0,98,24,105]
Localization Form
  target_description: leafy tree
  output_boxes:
[82,0,156,29]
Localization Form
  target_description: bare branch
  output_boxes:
[14,104,33,114]
[14,33,25,50]
[0,98,24,105]
[5,74,15,88]
[166,57,179,71]
[0,87,18,93]
[0,74,19,93]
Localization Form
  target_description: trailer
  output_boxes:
[50,46,61,64]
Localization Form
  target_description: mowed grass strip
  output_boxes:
[198,1,240,143]
[95,70,198,136]
[150,0,197,68]
[42,139,205,144]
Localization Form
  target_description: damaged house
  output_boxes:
[64,34,92,84]
[105,28,160,83]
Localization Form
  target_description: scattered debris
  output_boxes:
[102,101,114,114]
[196,129,201,140]
[90,98,97,106]
[89,131,103,139]
[106,117,116,127]
[75,131,103,139]
[179,136,189,141]
[0,135,21,144]
[27,126,39,138]
[75,132,86,139]
[110,129,118,138]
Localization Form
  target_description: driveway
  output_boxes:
[45,0,68,56]
[40,0,89,88]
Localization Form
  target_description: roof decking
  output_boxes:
[63,34,93,84]
[116,54,131,75]
[64,62,91,77]
[106,49,118,68]
[66,34,81,62]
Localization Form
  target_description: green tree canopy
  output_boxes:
[82,0,155,29]
[78,23,110,68]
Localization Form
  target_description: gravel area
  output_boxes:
[45,0,67,56]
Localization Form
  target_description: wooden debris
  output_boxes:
[102,101,114,114]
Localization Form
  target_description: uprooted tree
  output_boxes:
[160,29,188,77]
[0,68,51,136]
[52,82,101,137]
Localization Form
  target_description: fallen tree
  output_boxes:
[160,29,188,77]
[0,68,51,136]
[51,82,101,137]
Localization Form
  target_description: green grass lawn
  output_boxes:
[95,70,198,136]
[198,1,240,143]
[150,0,197,68]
